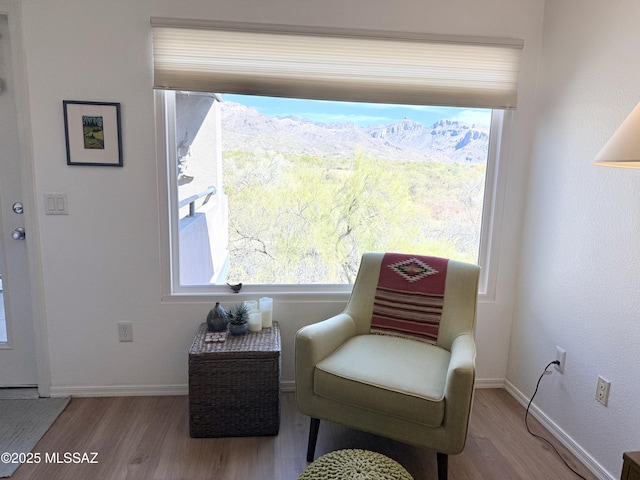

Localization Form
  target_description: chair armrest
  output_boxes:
[295,313,356,410]
[442,333,477,451]
[296,313,356,369]
[444,333,476,397]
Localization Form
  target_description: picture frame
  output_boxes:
[63,100,123,167]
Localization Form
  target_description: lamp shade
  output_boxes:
[593,102,640,168]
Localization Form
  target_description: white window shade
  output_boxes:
[151,18,523,109]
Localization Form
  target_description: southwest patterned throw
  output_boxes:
[370,253,449,344]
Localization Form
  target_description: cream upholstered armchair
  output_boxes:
[295,252,480,480]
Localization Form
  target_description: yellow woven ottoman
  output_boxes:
[299,449,413,480]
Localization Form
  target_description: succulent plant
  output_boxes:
[226,303,250,325]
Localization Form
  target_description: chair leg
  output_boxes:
[437,452,448,480]
[307,418,320,462]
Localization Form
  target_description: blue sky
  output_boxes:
[223,94,492,128]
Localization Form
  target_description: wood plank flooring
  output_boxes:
[10,389,598,480]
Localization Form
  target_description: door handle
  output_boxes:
[12,227,25,240]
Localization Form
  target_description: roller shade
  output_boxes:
[151,18,523,109]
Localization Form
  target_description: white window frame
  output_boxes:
[155,90,509,302]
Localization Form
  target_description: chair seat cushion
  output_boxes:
[314,334,451,427]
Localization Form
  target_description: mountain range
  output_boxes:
[220,101,489,164]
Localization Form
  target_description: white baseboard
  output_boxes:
[51,382,297,398]
[45,378,516,397]
[474,378,505,389]
[50,384,189,397]
[504,379,613,480]
[50,376,504,398]
[280,380,295,392]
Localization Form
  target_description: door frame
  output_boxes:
[1,0,51,396]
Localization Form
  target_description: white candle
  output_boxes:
[248,310,262,332]
[244,300,258,311]
[259,297,273,328]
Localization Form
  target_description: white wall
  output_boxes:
[18,0,640,475]
[17,0,543,395]
[507,0,640,477]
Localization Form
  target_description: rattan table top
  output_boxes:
[189,322,280,359]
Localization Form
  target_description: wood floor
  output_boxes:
[11,389,598,480]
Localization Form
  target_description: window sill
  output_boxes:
[161,284,353,305]
[161,285,495,305]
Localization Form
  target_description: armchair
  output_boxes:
[295,252,480,480]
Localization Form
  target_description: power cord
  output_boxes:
[525,360,587,480]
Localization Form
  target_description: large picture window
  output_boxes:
[152,19,521,295]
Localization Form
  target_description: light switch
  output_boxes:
[46,196,56,212]
[44,194,68,215]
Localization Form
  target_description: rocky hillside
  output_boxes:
[220,101,489,164]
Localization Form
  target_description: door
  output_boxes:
[0,12,38,386]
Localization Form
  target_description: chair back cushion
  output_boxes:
[346,252,479,351]
[370,253,449,344]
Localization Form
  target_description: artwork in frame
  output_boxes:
[63,100,123,167]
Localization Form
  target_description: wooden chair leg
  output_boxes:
[307,418,320,462]
[437,452,448,480]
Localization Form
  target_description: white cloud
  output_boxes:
[451,109,492,127]
[299,113,394,125]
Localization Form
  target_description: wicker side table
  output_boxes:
[189,322,281,438]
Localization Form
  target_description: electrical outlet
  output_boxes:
[118,321,133,342]
[595,376,610,406]
[555,346,566,373]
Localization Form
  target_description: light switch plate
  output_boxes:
[44,194,68,215]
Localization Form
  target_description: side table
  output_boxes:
[189,322,281,438]
[622,452,640,480]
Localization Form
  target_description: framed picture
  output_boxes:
[63,100,123,167]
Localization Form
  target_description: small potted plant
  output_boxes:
[227,304,249,335]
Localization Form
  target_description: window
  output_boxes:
[159,90,505,291]
[152,19,521,295]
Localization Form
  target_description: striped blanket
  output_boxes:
[370,253,449,344]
